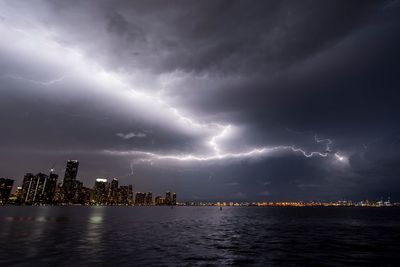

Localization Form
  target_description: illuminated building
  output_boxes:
[108,178,119,204]
[0,178,14,204]
[21,173,49,204]
[145,192,153,205]
[62,160,79,203]
[92,178,109,205]
[128,185,134,205]
[15,186,23,202]
[77,186,91,204]
[165,191,172,205]
[135,192,146,205]
[172,192,177,205]
[73,180,83,203]
[118,185,129,205]
[44,170,58,204]
[53,183,64,203]
[21,173,34,203]
[155,196,165,205]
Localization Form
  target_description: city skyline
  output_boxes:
[2,160,178,205]
[1,2,400,266]
[0,1,400,201]
[0,159,397,204]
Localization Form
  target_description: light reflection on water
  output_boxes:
[0,206,399,266]
[83,206,105,260]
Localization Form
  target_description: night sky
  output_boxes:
[1,0,400,201]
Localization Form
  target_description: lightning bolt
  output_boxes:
[3,73,68,86]
[104,143,330,163]
[1,20,346,165]
[314,134,333,152]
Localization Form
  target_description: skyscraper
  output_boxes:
[135,192,146,205]
[108,178,119,204]
[92,178,108,205]
[62,160,79,203]
[73,180,83,203]
[44,170,58,204]
[118,185,129,205]
[22,173,49,205]
[128,185,134,205]
[172,192,177,205]
[145,192,153,205]
[155,196,165,205]
[21,173,34,203]
[166,191,172,205]
[0,178,14,204]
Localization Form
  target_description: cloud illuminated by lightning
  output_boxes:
[3,73,68,86]
[0,17,346,165]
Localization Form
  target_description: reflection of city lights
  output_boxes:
[89,216,103,224]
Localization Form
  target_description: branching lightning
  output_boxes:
[3,73,68,86]
[314,134,333,153]
[0,20,347,165]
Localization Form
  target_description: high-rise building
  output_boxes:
[44,170,58,204]
[128,185,134,205]
[135,192,146,205]
[0,178,14,204]
[62,160,79,203]
[108,178,119,204]
[92,178,109,205]
[22,173,49,205]
[166,191,172,205]
[155,196,165,205]
[117,185,133,205]
[118,185,129,205]
[53,183,64,203]
[73,180,83,203]
[15,186,23,202]
[145,192,153,205]
[21,173,34,203]
[78,187,92,204]
[172,192,177,205]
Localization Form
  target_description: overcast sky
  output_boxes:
[1,0,400,201]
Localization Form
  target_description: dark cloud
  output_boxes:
[0,0,400,201]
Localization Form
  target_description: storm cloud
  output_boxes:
[1,0,400,201]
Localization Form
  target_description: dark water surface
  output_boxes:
[0,206,399,266]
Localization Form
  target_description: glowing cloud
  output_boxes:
[0,16,346,165]
[116,132,147,140]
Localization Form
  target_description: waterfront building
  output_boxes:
[92,178,109,205]
[44,170,58,204]
[145,192,153,205]
[53,183,64,203]
[15,186,23,202]
[62,160,79,203]
[155,196,165,205]
[72,180,83,203]
[128,185,134,205]
[135,192,146,205]
[20,173,34,203]
[0,178,14,204]
[118,185,129,205]
[21,173,49,204]
[172,192,177,205]
[166,191,172,205]
[108,178,119,204]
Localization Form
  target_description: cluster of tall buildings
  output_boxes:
[134,191,177,206]
[91,178,134,205]
[0,178,14,204]
[0,160,177,206]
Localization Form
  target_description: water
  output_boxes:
[0,206,399,266]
